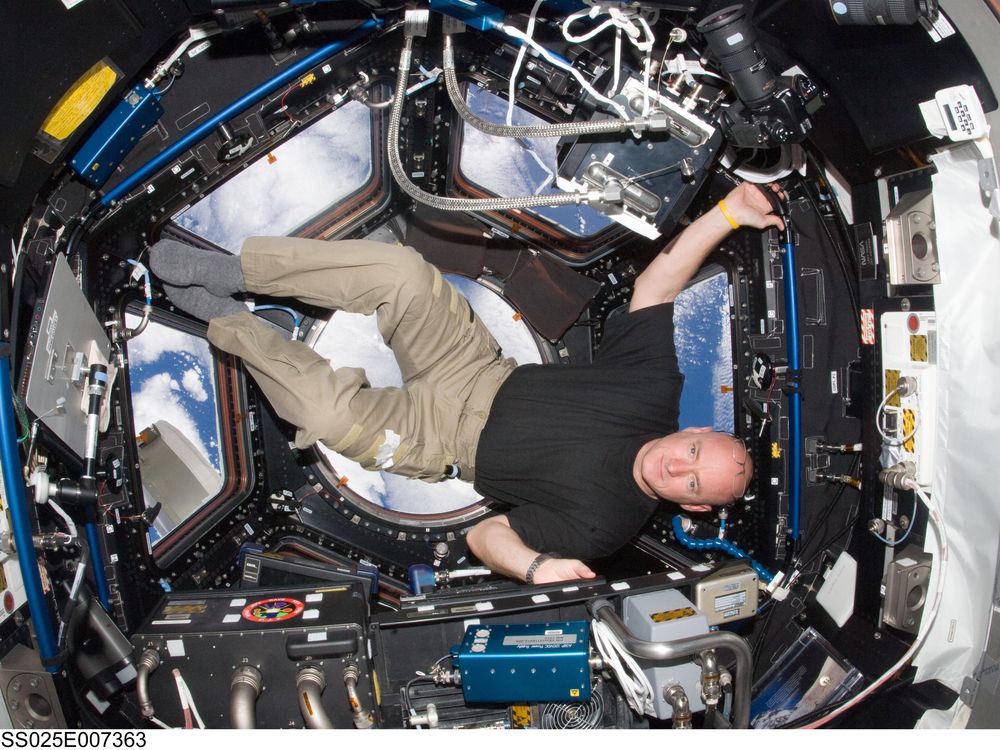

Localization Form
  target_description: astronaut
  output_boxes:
[151,182,782,584]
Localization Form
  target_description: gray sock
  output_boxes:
[163,284,246,322]
[149,239,246,296]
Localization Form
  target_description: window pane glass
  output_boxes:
[313,275,543,515]
[174,101,374,252]
[126,314,225,545]
[459,87,614,237]
[673,270,735,433]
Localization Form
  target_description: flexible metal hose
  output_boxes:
[389,36,604,212]
[442,38,646,138]
[136,649,160,719]
[589,599,752,729]
[342,663,373,729]
[297,667,334,729]
[229,666,263,729]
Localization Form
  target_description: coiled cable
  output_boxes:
[672,515,775,583]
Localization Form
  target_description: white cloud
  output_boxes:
[131,372,212,463]
[182,367,208,402]
[313,312,402,388]
[126,316,212,368]
[175,101,374,252]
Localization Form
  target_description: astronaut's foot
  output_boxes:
[162,283,246,323]
[149,238,246,297]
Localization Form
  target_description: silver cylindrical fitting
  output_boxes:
[297,666,334,729]
[699,649,722,707]
[664,685,692,729]
[407,703,438,729]
[230,666,263,730]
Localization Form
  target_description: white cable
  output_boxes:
[562,9,618,43]
[444,567,492,579]
[591,620,654,716]
[611,27,622,95]
[635,15,655,115]
[804,480,948,728]
[48,499,78,540]
[506,0,544,127]
[560,3,655,108]
[502,23,630,119]
[876,385,919,445]
[177,673,206,729]
[57,561,87,646]
[149,717,174,730]
[173,670,189,713]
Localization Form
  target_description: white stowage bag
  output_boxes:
[913,142,1000,728]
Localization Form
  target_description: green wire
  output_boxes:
[11,390,29,443]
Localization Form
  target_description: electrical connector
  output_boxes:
[896,375,918,397]
[879,461,917,490]
[764,570,785,595]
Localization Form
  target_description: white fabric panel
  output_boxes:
[914,145,1000,697]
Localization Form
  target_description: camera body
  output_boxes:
[697,5,824,148]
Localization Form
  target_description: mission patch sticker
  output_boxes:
[242,597,305,623]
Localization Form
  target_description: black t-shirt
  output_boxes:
[474,302,683,560]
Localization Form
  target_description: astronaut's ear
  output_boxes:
[679,503,712,513]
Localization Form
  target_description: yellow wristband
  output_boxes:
[718,200,740,230]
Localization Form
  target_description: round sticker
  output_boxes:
[241,597,305,623]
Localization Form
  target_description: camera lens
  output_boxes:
[828,0,938,26]
[696,4,776,108]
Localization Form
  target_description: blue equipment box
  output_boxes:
[70,85,163,188]
[454,621,591,703]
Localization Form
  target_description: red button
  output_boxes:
[3,591,14,613]
[907,314,920,333]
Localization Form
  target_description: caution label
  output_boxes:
[41,61,119,141]
[650,607,696,623]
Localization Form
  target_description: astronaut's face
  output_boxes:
[635,428,752,512]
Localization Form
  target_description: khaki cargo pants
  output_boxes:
[207,237,517,483]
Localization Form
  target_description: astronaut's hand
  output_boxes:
[721,182,785,231]
[532,557,596,584]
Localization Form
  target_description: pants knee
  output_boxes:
[381,246,439,300]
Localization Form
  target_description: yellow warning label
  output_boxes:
[909,335,928,362]
[884,369,901,407]
[41,61,119,141]
[903,410,916,453]
[650,607,696,623]
[569,689,580,697]
[510,704,532,728]
[162,602,207,616]
[771,442,781,458]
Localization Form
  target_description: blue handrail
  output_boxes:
[0,348,60,671]
[101,18,383,206]
[780,233,802,541]
[84,519,111,611]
